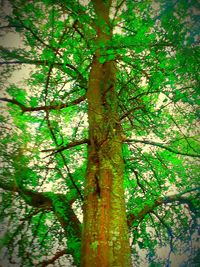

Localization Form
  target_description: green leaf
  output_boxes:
[99,57,106,64]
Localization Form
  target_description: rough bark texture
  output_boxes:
[81,1,132,266]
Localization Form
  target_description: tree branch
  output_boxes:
[111,0,126,23]
[40,249,68,267]
[0,95,86,112]
[0,175,81,238]
[0,58,84,77]
[0,175,52,209]
[41,139,88,155]
[125,138,200,158]
[128,187,200,227]
[44,110,84,201]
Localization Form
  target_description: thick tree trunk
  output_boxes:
[81,57,131,266]
[80,2,131,266]
[81,55,131,267]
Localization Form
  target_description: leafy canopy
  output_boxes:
[0,0,199,266]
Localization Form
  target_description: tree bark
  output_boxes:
[81,55,131,267]
[81,2,132,264]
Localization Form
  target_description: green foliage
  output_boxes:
[6,85,27,104]
[0,0,199,266]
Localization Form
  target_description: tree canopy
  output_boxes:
[0,0,200,266]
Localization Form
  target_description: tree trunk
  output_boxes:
[80,2,132,266]
[81,52,131,267]
[81,57,131,267]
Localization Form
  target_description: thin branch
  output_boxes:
[120,106,144,120]
[41,139,88,155]
[170,115,198,154]
[0,60,86,84]
[41,250,68,267]
[20,208,48,221]
[72,19,84,39]
[44,63,54,104]
[125,138,200,158]
[0,59,79,74]
[44,110,84,201]
[112,0,126,22]
[0,97,26,110]
[0,95,86,112]
[152,211,174,264]
[16,15,51,49]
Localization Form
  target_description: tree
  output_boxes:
[0,0,199,266]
